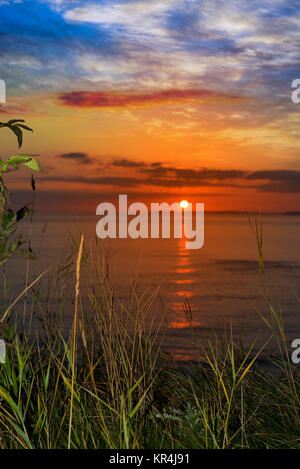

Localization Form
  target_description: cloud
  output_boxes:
[246,169,300,182]
[63,0,177,34]
[42,157,300,193]
[59,0,300,98]
[111,158,146,168]
[247,169,300,193]
[0,104,29,114]
[140,165,246,181]
[36,160,235,188]
[2,0,300,188]
[110,159,246,182]
[38,158,248,188]
[39,174,244,189]
[110,158,164,169]
[2,0,300,109]
[58,88,241,108]
[60,151,94,164]
[0,1,119,94]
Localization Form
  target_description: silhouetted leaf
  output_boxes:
[7,119,24,125]
[10,125,22,148]
[31,174,36,191]
[16,206,28,222]
[16,124,33,132]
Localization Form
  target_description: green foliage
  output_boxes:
[0,119,40,267]
[0,230,299,448]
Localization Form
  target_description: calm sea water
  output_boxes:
[4,213,300,361]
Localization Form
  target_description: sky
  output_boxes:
[1,0,300,213]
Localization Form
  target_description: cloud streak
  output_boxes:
[58,89,242,108]
[60,151,94,164]
[39,158,300,193]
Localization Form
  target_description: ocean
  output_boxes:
[3,212,300,361]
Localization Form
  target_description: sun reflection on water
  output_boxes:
[168,238,201,330]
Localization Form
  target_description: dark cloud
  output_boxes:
[111,158,164,169]
[141,165,246,181]
[110,160,246,182]
[246,170,300,182]
[38,159,300,193]
[54,159,247,188]
[246,170,300,193]
[58,89,242,108]
[34,172,242,189]
[60,152,94,164]
[111,158,146,168]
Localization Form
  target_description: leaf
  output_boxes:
[2,209,14,229]
[0,118,38,268]
[19,250,36,260]
[9,238,23,253]
[31,174,36,191]
[16,206,29,222]
[1,119,33,149]
[22,157,40,172]
[60,372,80,402]
[16,124,33,132]
[2,213,8,229]
[10,126,23,148]
[0,385,20,415]
[9,154,32,162]
[7,155,30,168]
[7,119,25,125]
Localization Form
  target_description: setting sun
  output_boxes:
[180,200,189,209]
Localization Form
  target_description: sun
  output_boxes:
[180,200,189,209]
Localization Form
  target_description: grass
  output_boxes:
[0,224,299,449]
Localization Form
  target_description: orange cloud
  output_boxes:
[58,89,244,108]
